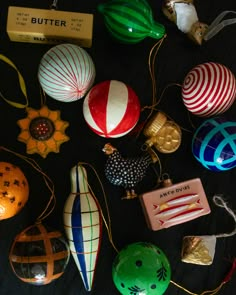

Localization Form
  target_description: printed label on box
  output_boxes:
[7,6,93,47]
[139,178,211,231]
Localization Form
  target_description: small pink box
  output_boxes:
[139,178,211,231]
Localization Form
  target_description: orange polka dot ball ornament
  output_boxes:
[9,223,70,285]
[17,105,69,158]
[0,162,29,220]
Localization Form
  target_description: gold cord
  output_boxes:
[0,146,56,223]
[78,162,119,253]
[134,36,166,140]
[146,35,167,122]
[142,81,195,134]
[40,87,47,106]
[138,36,197,139]
[170,280,225,295]
[141,82,182,112]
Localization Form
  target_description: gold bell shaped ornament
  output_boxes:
[143,111,182,154]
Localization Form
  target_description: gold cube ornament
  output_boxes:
[181,235,217,265]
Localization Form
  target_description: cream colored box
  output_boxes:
[6,6,93,47]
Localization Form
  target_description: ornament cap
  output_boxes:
[143,111,167,137]
[161,174,173,187]
[163,178,173,187]
[148,22,166,39]
[147,147,159,164]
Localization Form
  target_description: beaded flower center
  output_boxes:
[29,117,55,141]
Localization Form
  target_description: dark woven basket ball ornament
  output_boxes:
[9,223,70,285]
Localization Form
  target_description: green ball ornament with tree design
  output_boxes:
[112,242,171,295]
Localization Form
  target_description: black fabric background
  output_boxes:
[0,0,236,294]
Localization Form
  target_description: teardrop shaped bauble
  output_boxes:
[63,164,102,291]
[98,0,165,43]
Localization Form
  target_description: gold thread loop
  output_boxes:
[78,162,119,253]
[170,280,225,295]
[0,146,56,223]
[141,83,194,133]
[139,38,196,138]
[40,88,47,106]
[135,36,166,140]
[147,35,167,121]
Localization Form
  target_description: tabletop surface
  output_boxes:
[0,0,236,294]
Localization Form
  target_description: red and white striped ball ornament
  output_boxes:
[182,62,236,117]
[83,80,141,138]
[38,43,95,102]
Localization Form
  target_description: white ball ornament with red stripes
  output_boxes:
[38,43,95,102]
[83,80,141,138]
[182,62,236,117]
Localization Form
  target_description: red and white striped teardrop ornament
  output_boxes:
[83,80,141,138]
[182,62,236,117]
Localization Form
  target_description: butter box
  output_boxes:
[6,6,93,47]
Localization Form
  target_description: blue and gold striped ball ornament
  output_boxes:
[97,0,165,44]
[192,117,236,171]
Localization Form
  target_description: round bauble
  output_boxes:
[182,62,236,117]
[192,117,236,171]
[9,223,70,285]
[38,43,95,102]
[0,162,29,220]
[112,242,171,295]
[83,80,140,138]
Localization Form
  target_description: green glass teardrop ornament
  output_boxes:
[112,242,171,295]
[98,0,165,44]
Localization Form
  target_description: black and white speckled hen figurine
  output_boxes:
[103,143,158,199]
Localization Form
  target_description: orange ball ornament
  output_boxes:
[0,162,29,220]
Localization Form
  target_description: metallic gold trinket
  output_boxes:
[181,235,216,265]
[143,111,182,153]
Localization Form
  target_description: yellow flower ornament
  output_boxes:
[17,105,69,158]
[0,55,69,159]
